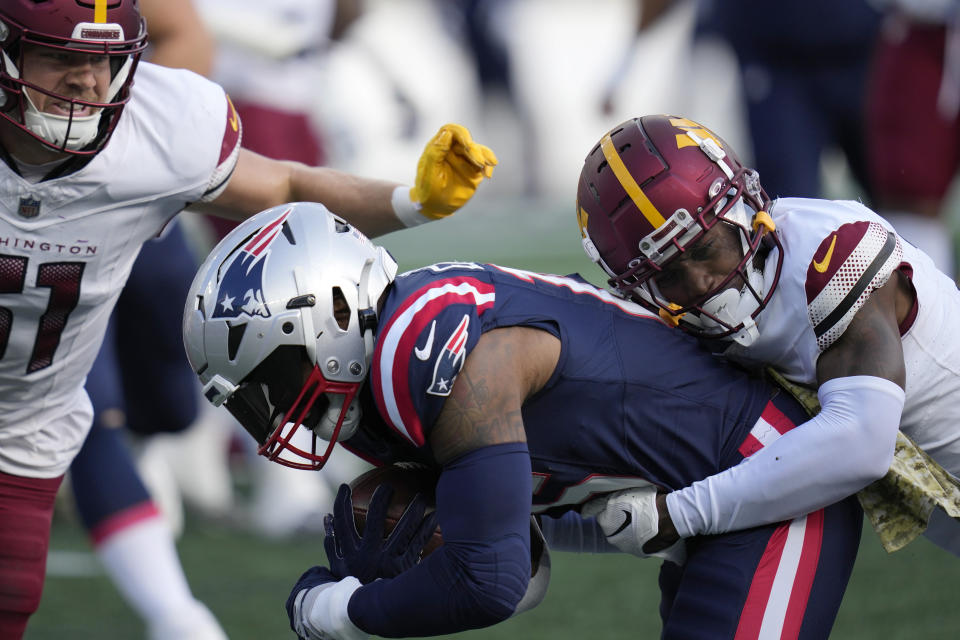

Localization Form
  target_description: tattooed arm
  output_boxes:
[429,326,560,464]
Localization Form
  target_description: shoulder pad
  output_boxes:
[804,221,902,350]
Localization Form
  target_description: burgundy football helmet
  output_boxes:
[0,0,147,155]
[577,115,783,345]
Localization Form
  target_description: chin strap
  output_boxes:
[697,264,765,347]
[3,51,134,151]
[315,394,362,443]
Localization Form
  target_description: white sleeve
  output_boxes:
[295,577,367,640]
[666,375,904,537]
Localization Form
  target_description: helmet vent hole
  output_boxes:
[596,161,608,174]
[331,287,350,331]
[281,221,296,245]
[227,322,247,361]
[282,322,295,335]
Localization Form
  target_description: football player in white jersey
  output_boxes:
[576,114,960,558]
[0,1,496,637]
[62,3,229,639]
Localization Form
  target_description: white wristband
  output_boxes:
[391,185,428,227]
[295,576,367,640]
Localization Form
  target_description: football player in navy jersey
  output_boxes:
[0,2,496,636]
[185,202,863,639]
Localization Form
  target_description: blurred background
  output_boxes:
[27,0,960,637]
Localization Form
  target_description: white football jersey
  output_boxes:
[0,62,241,478]
[724,197,960,476]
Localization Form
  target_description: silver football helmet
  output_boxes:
[183,202,398,470]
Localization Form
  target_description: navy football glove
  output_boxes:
[324,483,439,584]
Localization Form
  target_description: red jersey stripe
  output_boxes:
[780,509,825,639]
[735,520,790,639]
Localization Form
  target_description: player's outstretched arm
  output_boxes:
[203,123,497,238]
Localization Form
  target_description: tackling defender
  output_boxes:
[0,1,495,636]
[576,114,960,556]
[184,203,862,639]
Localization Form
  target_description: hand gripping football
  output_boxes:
[349,463,444,557]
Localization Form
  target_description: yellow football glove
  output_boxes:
[410,124,498,220]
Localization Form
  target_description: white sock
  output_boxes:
[95,515,220,634]
[881,211,957,277]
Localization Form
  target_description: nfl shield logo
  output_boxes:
[18,197,40,219]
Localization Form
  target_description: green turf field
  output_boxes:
[26,198,960,638]
[26,511,960,639]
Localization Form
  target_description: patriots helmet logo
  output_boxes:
[213,208,291,320]
[427,314,470,396]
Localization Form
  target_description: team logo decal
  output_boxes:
[427,314,470,396]
[17,196,40,219]
[213,209,291,319]
[812,234,837,273]
[226,95,240,133]
[670,117,722,150]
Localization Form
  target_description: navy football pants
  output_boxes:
[659,496,862,639]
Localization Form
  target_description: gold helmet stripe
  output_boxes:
[601,133,666,229]
[94,0,108,23]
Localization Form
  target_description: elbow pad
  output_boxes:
[668,375,904,537]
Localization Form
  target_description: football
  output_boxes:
[348,463,444,557]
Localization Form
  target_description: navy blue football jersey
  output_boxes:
[347,263,805,516]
